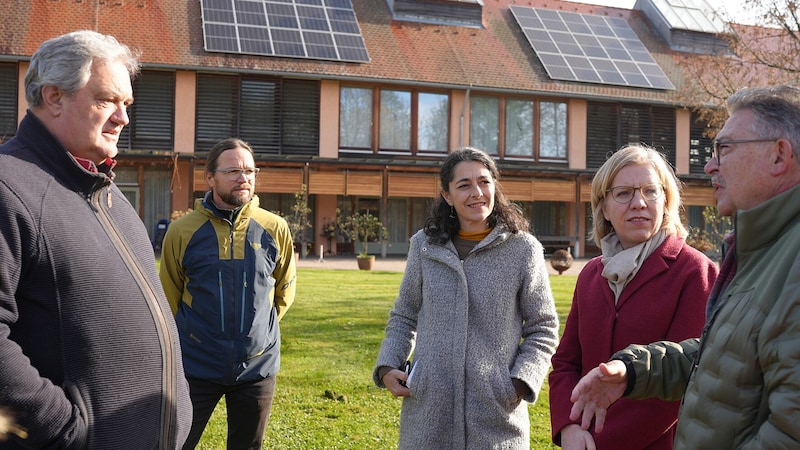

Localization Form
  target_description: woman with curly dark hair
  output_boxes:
[424,147,531,244]
[373,147,559,449]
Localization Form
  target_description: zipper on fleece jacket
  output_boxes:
[92,186,179,448]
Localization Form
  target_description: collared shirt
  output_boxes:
[71,155,117,174]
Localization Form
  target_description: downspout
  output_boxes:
[460,85,471,148]
[574,177,581,258]
[94,0,100,31]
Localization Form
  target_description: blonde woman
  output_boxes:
[549,145,718,450]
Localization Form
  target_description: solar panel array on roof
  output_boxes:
[200,0,370,63]
[509,5,674,90]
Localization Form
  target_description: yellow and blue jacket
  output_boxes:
[159,192,296,384]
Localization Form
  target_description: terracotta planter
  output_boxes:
[357,255,375,270]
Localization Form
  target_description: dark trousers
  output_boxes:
[182,375,276,450]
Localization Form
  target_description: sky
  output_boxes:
[561,0,757,25]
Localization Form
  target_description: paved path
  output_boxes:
[296,254,588,276]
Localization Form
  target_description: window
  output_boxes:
[114,167,172,242]
[340,87,372,148]
[417,92,449,152]
[339,86,449,155]
[470,96,499,154]
[520,201,567,236]
[505,99,533,156]
[689,112,713,174]
[381,197,435,243]
[380,90,411,150]
[118,185,140,214]
[196,74,320,155]
[539,101,567,159]
[470,95,567,161]
[119,70,174,151]
[0,63,18,142]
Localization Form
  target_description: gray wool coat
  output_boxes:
[374,226,559,449]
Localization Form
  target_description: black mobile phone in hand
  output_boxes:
[399,360,411,387]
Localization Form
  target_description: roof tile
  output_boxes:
[1,0,690,104]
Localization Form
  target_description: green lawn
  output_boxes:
[193,268,576,449]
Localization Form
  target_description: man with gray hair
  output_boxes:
[0,30,192,448]
[569,85,800,448]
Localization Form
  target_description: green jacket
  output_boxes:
[616,183,800,448]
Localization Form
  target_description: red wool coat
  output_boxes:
[549,235,719,449]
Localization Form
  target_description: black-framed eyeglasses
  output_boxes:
[605,183,664,204]
[215,167,260,180]
[711,138,778,165]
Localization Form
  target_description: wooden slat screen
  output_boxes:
[308,172,346,195]
[534,179,576,202]
[193,168,303,194]
[388,173,439,198]
[257,169,303,194]
[346,172,382,196]
[193,169,206,192]
[580,181,592,203]
[499,179,534,201]
[682,185,715,206]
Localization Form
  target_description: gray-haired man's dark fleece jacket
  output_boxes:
[0,112,192,449]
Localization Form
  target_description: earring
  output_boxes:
[449,206,456,219]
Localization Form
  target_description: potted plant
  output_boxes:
[337,209,388,270]
[549,248,573,275]
[283,185,312,259]
[320,217,338,255]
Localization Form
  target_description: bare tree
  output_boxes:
[675,0,800,135]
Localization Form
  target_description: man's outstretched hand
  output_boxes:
[569,360,628,433]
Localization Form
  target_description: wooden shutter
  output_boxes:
[586,102,618,169]
[240,77,280,154]
[195,74,237,152]
[651,106,676,166]
[120,70,175,150]
[281,79,320,155]
[0,63,17,140]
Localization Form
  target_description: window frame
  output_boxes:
[469,93,569,163]
[338,85,450,156]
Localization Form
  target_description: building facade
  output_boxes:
[0,0,723,257]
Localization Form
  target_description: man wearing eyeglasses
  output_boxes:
[159,137,297,449]
[569,85,800,449]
